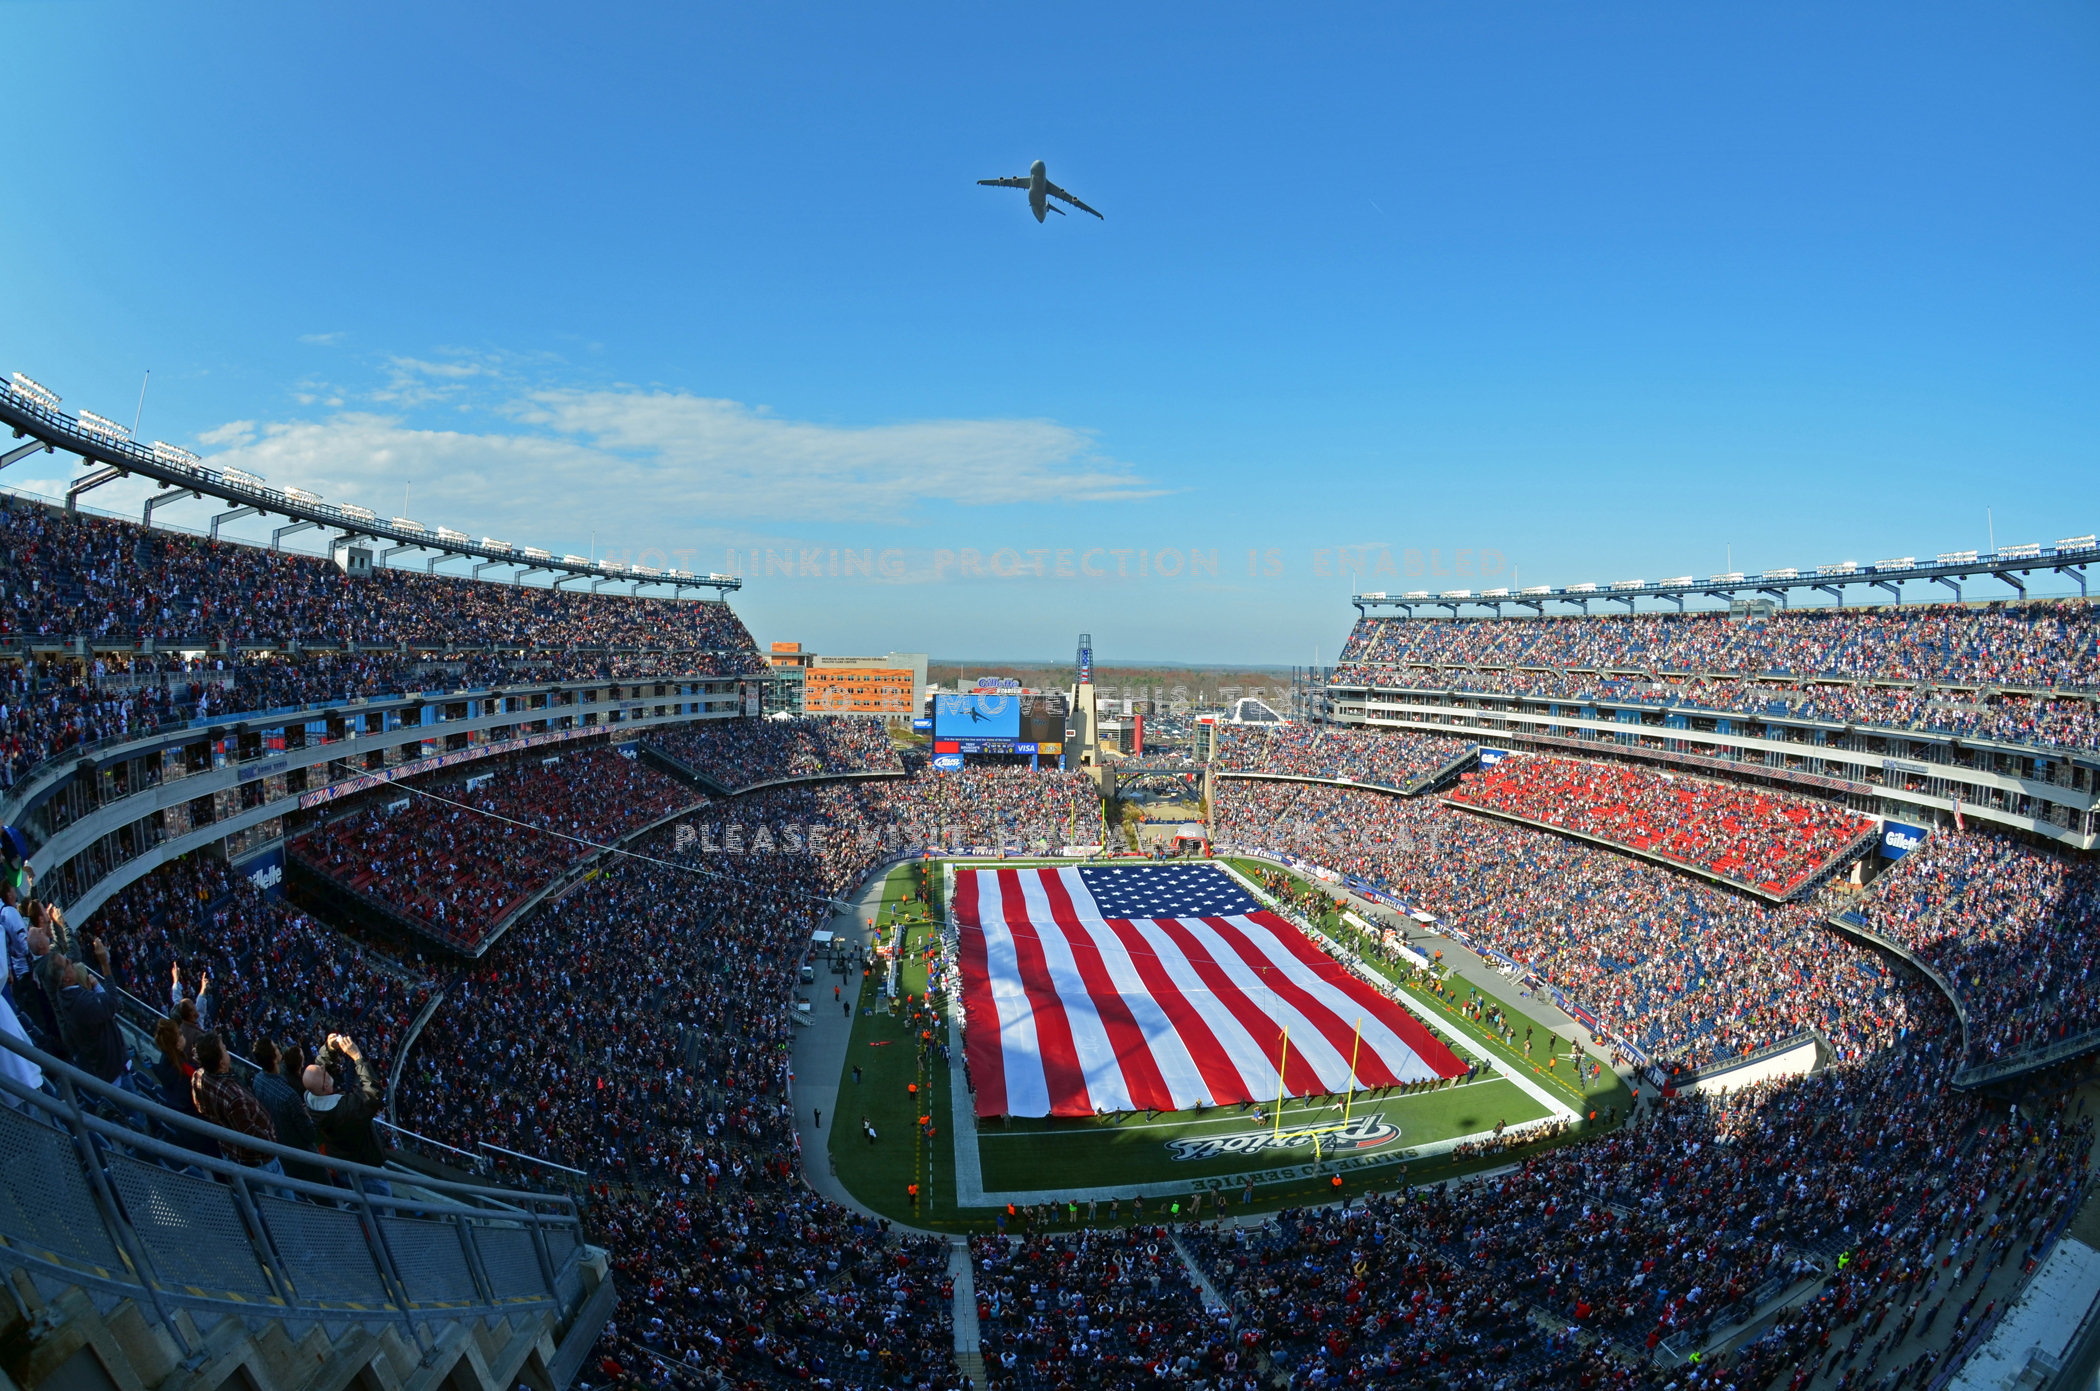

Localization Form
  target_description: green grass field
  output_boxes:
[827,857,1632,1231]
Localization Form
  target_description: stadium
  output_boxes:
[2,364,2098,1391]
[6,6,2099,1390]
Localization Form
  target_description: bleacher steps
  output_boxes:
[0,1259,610,1391]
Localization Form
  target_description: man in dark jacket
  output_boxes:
[303,1032,389,1195]
[57,943,127,1084]
[23,925,67,1059]
[251,1039,327,1187]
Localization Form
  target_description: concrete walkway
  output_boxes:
[949,1237,981,1360]
[1170,1232,1233,1316]
[790,861,941,1230]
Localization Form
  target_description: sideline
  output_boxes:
[1212,857,1580,1123]
[790,860,943,1234]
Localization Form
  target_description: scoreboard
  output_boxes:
[932,691,1067,755]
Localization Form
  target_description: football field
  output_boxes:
[826,858,1623,1232]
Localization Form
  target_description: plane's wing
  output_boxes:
[977,177,1030,189]
[1045,183,1103,219]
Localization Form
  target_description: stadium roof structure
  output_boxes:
[0,370,740,597]
[1353,542,2097,617]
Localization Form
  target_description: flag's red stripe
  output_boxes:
[1241,909,1467,1078]
[997,869,1092,1117]
[953,870,1009,1118]
[1202,915,1406,1088]
[1099,917,1248,1105]
[1037,871,1177,1113]
[1153,919,1325,1098]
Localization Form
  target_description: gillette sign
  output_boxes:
[1881,819,1928,860]
[1166,1113,1399,1163]
[241,848,286,898]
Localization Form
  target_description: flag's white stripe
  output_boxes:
[1226,913,1444,1084]
[1053,866,1104,919]
[1061,914,1215,1111]
[1125,919,1279,1101]
[1177,917,1362,1091]
[975,872,1052,1117]
[1016,871,1132,1113]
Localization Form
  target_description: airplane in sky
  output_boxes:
[978,160,1103,222]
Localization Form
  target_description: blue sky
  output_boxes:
[4,4,2095,663]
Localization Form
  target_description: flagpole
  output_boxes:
[1342,1017,1362,1126]
[1272,1028,1290,1141]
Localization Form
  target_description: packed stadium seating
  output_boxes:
[0,494,763,787]
[589,1189,956,1389]
[1180,1002,2093,1389]
[20,485,2100,1391]
[92,852,437,1066]
[969,1228,1219,1387]
[645,716,903,791]
[1336,603,2100,751]
[1446,756,1873,898]
[1859,827,2100,1069]
[1215,780,1911,1070]
[1211,724,1474,790]
[288,745,701,948]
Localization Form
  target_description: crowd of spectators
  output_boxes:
[1336,662,2100,756]
[872,762,1104,854]
[0,493,764,786]
[1446,757,1872,898]
[1211,725,1475,791]
[1861,827,2100,1070]
[85,854,437,1070]
[289,746,702,947]
[646,718,904,792]
[969,1228,1224,1387]
[580,1190,959,1391]
[1340,604,2100,688]
[1180,996,2092,1390]
[1215,781,1910,1071]
[1334,604,2100,752]
[27,635,2100,1390]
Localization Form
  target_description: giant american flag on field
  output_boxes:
[952,864,1465,1119]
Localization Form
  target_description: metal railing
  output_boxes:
[0,1029,597,1359]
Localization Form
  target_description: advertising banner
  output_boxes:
[1881,819,1928,859]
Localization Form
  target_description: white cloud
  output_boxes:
[197,420,256,446]
[173,387,1161,558]
[298,332,346,346]
[514,388,1162,514]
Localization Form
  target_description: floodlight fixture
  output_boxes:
[77,409,131,440]
[150,441,200,468]
[9,373,59,408]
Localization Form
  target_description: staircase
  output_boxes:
[0,1033,616,1391]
